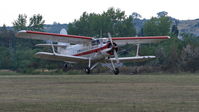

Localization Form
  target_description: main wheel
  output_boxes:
[85,67,91,74]
[113,68,119,75]
[63,63,68,72]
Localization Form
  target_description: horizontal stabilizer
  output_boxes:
[109,56,156,63]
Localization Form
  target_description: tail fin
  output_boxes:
[57,28,70,54]
[60,28,68,35]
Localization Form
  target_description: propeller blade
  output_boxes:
[108,32,113,45]
[108,32,119,63]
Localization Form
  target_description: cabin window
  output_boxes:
[92,39,100,46]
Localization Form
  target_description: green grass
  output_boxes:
[0,70,20,75]
[0,74,199,112]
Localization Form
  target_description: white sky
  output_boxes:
[1,0,199,26]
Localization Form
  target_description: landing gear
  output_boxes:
[84,57,100,74]
[63,63,68,72]
[109,57,120,75]
[85,67,91,74]
[113,68,119,75]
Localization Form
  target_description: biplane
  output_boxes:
[16,29,170,74]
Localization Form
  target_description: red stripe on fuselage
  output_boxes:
[74,44,109,56]
[26,31,92,40]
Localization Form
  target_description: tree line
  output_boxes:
[0,8,199,73]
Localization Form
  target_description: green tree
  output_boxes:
[157,11,168,17]
[68,8,136,37]
[12,14,46,73]
[171,24,179,37]
[0,25,16,69]
[132,12,142,19]
[13,14,45,31]
[181,44,199,72]
[0,47,11,69]
[143,17,159,36]
[158,16,171,35]
[179,34,199,72]
[13,14,45,48]
[143,12,171,36]
[13,14,27,31]
[29,14,45,31]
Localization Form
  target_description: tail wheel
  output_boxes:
[113,68,119,75]
[85,67,91,74]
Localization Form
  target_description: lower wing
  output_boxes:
[35,52,88,63]
[35,52,155,63]
[109,56,156,63]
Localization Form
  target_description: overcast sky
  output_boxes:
[1,0,198,26]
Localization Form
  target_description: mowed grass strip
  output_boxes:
[0,74,199,112]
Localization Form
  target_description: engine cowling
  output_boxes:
[106,42,118,55]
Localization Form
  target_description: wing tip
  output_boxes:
[18,30,27,33]
[16,30,27,37]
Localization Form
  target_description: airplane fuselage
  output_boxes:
[57,38,114,61]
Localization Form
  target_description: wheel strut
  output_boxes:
[85,67,91,74]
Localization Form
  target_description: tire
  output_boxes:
[113,68,119,75]
[63,63,68,72]
[85,67,91,74]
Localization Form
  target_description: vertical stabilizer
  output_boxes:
[57,29,70,54]
[60,28,68,35]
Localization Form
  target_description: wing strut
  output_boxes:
[136,44,140,57]
[84,57,99,74]
[51,42,56,54]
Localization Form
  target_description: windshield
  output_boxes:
[91,39,100,46]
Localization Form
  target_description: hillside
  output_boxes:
[178,19,199,36]
[133,18,199,37]
[5,23,68,34]
[4,18,199,36]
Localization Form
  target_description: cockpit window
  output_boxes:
[92,39,100,46]
[92,38,108,46]
[102,38,108,44]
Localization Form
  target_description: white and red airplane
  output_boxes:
[16,29,170,75]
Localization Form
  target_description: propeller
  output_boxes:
[108,32,119,63]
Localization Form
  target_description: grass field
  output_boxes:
[0,73,199,112]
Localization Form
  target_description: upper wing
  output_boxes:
[112,36,170,45]
[35,52,88,63]
[16,30,92,45]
